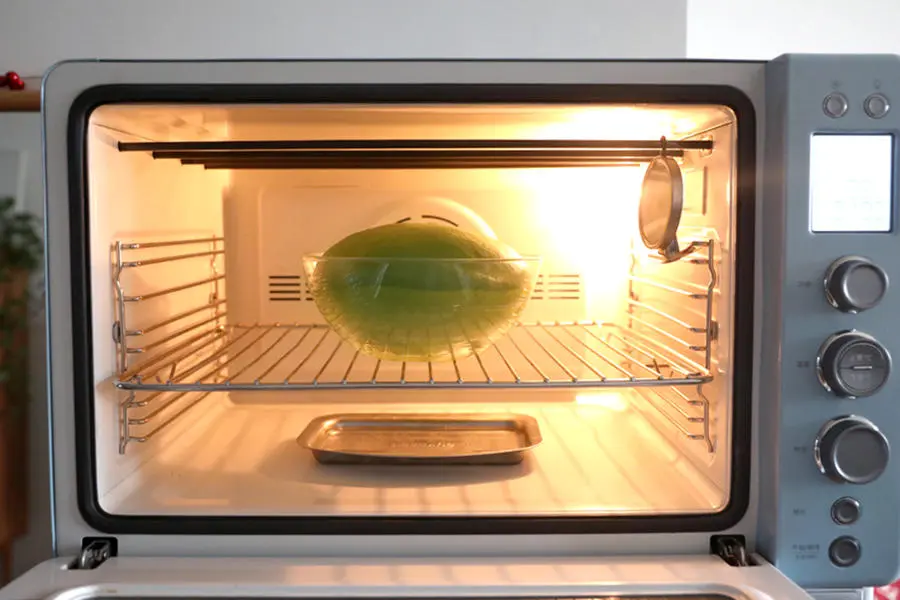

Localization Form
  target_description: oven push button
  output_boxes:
[815,415,890,484]
[865,93,891,119]
[824,92,850,118]
[831,497,861,525]
[829,536,862,567]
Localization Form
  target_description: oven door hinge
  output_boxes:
[71,537,117,570]
[711,535,755,567]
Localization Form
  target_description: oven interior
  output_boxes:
[83,102,740,520]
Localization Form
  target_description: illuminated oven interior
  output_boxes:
[86,103,739,518]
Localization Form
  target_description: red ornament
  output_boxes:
[876,582,900,600]
[0,71,25,90]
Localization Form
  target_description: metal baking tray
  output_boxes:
[297,413,542,465]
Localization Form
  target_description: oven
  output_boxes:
[3,54,899,600]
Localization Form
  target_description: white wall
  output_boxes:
[688,0,900,59]
[8,0,899,69]
[0,0,686,77]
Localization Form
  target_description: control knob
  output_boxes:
[817,331,891,398]
[815,416,889,484]
[825,256,888,313]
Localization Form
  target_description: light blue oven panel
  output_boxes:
[761,54,900,588]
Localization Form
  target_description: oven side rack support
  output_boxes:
[113,236,226,454]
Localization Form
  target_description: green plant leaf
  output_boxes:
[0,197,43,409]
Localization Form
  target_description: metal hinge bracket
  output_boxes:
[71,538,116,570]
[712,535,755,567]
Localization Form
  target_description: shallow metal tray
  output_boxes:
[297,413,543,465]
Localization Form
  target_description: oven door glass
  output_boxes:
[0,555,812,600]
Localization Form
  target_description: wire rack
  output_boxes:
[116,320,712,391]
[112,235,718,454]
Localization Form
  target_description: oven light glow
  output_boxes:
[532,108,703,140]
[511,167,644,320]
[575,393,628,411]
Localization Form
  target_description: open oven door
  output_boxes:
[0,554,813,600]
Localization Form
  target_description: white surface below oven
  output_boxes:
[103,392,725,517]
[0,555,812,600]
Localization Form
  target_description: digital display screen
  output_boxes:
[810,134,894,232]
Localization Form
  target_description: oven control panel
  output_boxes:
[761,54,900,588]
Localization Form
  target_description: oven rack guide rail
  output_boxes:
[116,138,714,170]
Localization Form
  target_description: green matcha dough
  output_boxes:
[308,223,536,362]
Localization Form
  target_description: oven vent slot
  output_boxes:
[531,273,581,301]
[267,274,313,302]
[116,138,713,170]
[265,272,582,303]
